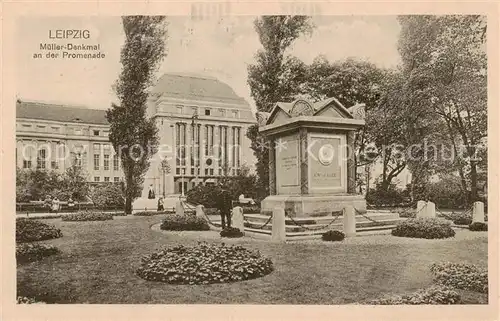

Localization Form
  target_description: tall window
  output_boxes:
[94,154,100,170]
[23,159,31,169]
[104,177,110,182]
[104,154,110,170]
[37,148,46,169]
[94,176,100,182]
[114,177,120,182]
[204,125,214,156]
[93,143,100,170]
[113,154,119,171]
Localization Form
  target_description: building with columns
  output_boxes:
[16,72,257,198]
[142,72,256,198]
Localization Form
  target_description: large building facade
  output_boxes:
[15,73,257,197]
[142,73,256,197]
[16,100,124,183]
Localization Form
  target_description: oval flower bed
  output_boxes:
[391,218,455,239]
[61,211,113,222]
[136,242,274,284]
[16,218,63,243]
[16,243,60,264]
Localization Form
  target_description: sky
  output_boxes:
[16,16,401,111]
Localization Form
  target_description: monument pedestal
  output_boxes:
[261,194,366,217]
[258,98,367,221]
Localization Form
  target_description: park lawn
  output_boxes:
[17,216,488,304]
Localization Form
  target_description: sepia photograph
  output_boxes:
[5,3,494,313]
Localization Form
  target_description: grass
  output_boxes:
[17,217,488,304]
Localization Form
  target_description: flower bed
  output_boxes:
[322,230,345,242]
[61,211,114,222]
[469,222,487,231]
[370,285,460,305]
[450,212,472,225]
[136,242,273,284]
[430,262,488,294]
[391,218,455,239]
[16,219,63,243]
[16,243,60,264]
[397,207,416,218]
[220,227,244,238]
[133,211,166,217]
[160,215,209,231]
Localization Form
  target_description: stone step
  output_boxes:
[243,217,403,232]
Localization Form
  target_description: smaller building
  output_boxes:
[16,99,124,183]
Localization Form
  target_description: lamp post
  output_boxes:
[181,167,185,198]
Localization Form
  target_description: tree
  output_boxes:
[106,16,168,214]
[247,16,313,198]
[397,15,487,202]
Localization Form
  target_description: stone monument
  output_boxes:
[258,97,366,217]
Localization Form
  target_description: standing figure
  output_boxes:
[67,197,75,211]
[148,184,155,199]
[44,195,52,212]
[217,183,233,229]
[157,196,164,212]
[52,197,60,213]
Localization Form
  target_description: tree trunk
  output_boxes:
[470,160,478,202]
[125,197,132,214]
[124,168,134,214]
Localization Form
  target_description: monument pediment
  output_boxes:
[265,97,362,126]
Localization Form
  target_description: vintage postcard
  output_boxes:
[1,1,498,320]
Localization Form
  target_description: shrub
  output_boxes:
[370,285,461,305]
[16,219,63,243]
[469,222,487,231]
[321,230,345,242]
[397,207,416,218]
[430,262,488,294]
[391,218,455,239]
[366,182,407,207]
[220,227,244,238]
[204,208,219,216]
[133,211,165,216]
[427,176,468,209]
[451,212,472,225]
[16,243,60,264]
[89,183,124,209]
[61,211,113,222]
[17,296,45,304]
[136,242,273,284]
[160,215,209,231]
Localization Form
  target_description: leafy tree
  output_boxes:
[397,15,487,202]
[89,183,125,209]
[247,16,313,198]
[106,16,168,214]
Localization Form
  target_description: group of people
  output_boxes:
[43,195,75,213]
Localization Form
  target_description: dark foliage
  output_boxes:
[220,227,244,238]
[321,230,345,242]
[391,218,455,239]
[430,262,488,294]
[160,215,210,231]
[136,242,273,284]
[16,219,63,243]
[16,243,60,264]
[61,211,114,222]
[370,285,461,305]
[469,222,487,231]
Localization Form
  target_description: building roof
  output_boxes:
[16,100,109,125]
[151,73,250,107]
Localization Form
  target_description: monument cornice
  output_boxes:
[258,116,365,137]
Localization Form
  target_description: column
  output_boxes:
[346,130,356,194]
[299,128,308,194]
[199,124,205,182]
[268,137,276,195]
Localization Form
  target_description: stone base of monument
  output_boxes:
[260,194,367,217]
[208,210,404,241]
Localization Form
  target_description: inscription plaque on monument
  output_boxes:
[309,135,345,193]
[276,137,300,194]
